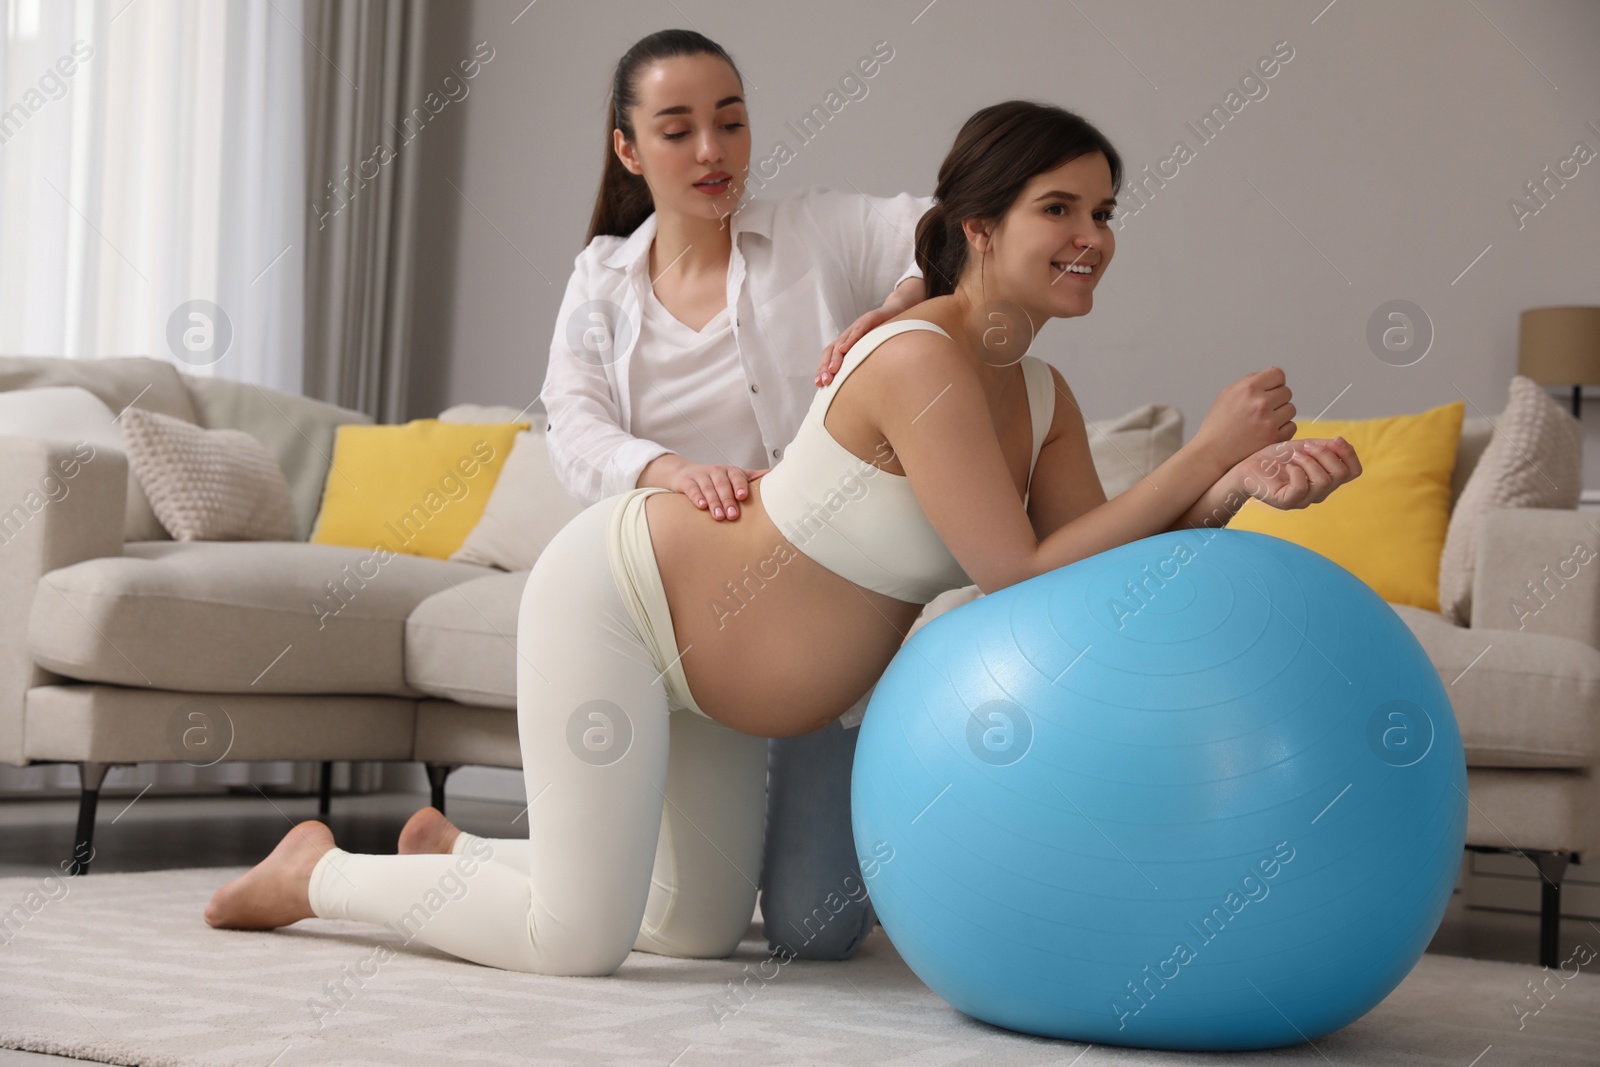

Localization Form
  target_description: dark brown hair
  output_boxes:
[914,101,1124,298]
[585,29,743,243]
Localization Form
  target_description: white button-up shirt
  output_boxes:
[540,187,934,505]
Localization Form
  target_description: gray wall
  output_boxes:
[409,0,1600,486]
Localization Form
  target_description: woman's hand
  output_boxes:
[817,307,896,385]
[816,276,928,386]
[1234,437,1361,511]
[658,458,771,521]
[1191,367,1298,472]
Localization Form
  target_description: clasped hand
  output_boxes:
[1233,437,1362,510]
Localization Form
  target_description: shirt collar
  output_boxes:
[600,196,777,272]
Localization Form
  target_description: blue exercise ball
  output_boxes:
[852,528,1466,1051]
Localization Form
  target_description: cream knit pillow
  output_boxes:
[120,407,296,541]
[450,428,586,571]
[1437,375,1581,625]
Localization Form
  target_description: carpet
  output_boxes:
[0,867,1595,1066]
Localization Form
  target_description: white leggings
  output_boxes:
[307,488,771,975]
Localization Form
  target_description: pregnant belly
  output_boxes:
[644,483,921,736]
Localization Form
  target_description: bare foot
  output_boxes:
[204,820,334,929]
[397,806,462,856]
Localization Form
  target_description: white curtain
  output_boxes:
[0,0,355,798]
[0,0,305,393]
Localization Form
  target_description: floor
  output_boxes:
[0,787,1594,1065]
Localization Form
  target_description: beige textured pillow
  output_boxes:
[1437,375,1582,625]
[1084,403,1185,498]
[450,428,586,571]
[120,407,296,541]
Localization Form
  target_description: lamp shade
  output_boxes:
[1518,306,1600,386]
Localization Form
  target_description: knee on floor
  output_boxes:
[761,897,875,961]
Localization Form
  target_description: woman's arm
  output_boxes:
[867,333,1315,593]
[1163,473,1251,532]
[540,251,676,506]
[1024,365,1350,541]
[804,188,936,384]
[1177,437,1358,526]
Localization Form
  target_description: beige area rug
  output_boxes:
[0,867,1596,1066]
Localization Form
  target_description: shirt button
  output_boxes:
[772,447,782,459]
[750,383,759,393]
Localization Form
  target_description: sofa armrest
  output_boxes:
[1469,507,1600,648]
[0,436,127,764]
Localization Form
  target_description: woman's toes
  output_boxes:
[397,806,461,855]
[205,820,334,930]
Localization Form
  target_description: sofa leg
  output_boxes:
[1526,850,1573,969]
[318,761,334,817]
[425,763,457,814]
[69,762,114,876]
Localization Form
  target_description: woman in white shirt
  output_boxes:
[534,29,932,963]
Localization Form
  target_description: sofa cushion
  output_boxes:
[0,385,166,542]
[1084,403,1183,499]
[1451,415,1495,511]
[0,355,201,425]
[23,685,418,764]
[404,570,526,709]
[1463,766,1600,855]
[0,355,203,544]
[120,407,297,541]
[1438,377,1582,626]
[309,420,528,559]
[183,376,373,542]
[451,430,587,572]
[1391,603,1600,768]
[29,541,491,695]
[1230,400,1465,612]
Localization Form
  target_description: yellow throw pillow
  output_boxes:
[310,420,528,559]
[1227,400,1464,612]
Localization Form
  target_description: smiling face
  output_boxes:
[960,151,1118,324]
[613,53,752,225]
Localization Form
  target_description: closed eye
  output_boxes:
[664,122,746,140]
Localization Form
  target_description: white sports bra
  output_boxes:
[758,319,1055,604]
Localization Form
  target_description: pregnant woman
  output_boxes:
[526,29,935,962]
[205,99,1361,977]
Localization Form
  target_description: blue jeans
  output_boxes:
[758,717,875,960]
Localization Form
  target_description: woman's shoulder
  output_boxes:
[574,232,632,268]
[846,316,966,388]
[1027,359,1079,447]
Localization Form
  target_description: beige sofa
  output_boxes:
[1,355,1594,967]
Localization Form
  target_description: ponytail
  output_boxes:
[913,202,960,299]
[585,29,743,243]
